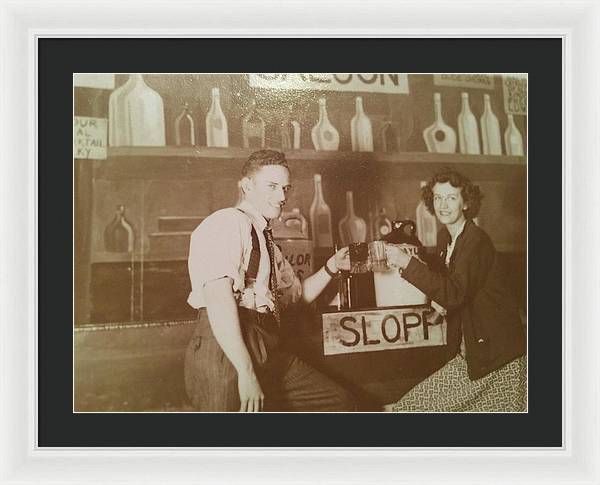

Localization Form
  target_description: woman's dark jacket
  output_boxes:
[402,219,526,380]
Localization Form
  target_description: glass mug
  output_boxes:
[349,242,370,274]
[368,241,420,272]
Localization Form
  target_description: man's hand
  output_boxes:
[237,370,265,412]
[329,246,350,272]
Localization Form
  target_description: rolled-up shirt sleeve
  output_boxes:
[187,209,248,309]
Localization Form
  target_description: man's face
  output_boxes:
[242,165,291,220]
[432,182,467,227]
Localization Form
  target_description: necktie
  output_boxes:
[263,227,281,324]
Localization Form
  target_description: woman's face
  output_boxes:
[432,182,467,227]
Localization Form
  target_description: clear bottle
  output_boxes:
[504,114,524,156]
[123,74,166,147]
[480,94,502,155]
[457,92,480,155]
[311,98,339,151]
[309,174,334,247]
[416,181,438,247]
[350,96,374,152]
[206,87,229,148]
[373,207,392,240]
[242,99,265,149]
[174,102,196,146]
[338,191,367,245]
[422,92,457,153]
[104,205,134,253]
[108,74,137,147]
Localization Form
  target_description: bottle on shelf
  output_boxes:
[480,94,502,155]
[174,102,196,146]
[380,121,397,153]
[206,87,229,148]
[373,206,392,240]
[338,191,367,246]
[457,92,481,155]
[242,99,266,149]
[108,74,137,147]
[124,74,166,147]
[311,98,340,151]
[350,96,374,152]
[504,114,524,156]
[416,181,438,247]
[309,174,334,248]
[104,205,134,253]
[367,204,375,242]
[422,92,457,153]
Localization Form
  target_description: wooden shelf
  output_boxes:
[107,146,526,165]
[91,251,188,264]
[94,146,526,180]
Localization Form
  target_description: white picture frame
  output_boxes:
[1,0,599,483]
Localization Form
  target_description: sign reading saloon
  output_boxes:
[322,305,446,356]
[248,73,409,94]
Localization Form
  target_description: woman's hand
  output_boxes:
[327,246,350,273]
[385,244,412,270]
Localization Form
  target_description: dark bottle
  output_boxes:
[104,205,134,252]
[373,207,392,240]
[174,102,196,146]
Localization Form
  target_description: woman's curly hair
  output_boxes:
[421,168,483,219]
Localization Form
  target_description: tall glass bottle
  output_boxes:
[309,174,334,248]
[108,74,137,147]
[480,94,502,155]
[416,181,438,247]
[311,98,339,151]
[242,99,265,149]
[422,92,457,153]
[350,96,374,152]
[124,74,166,146]
[174,102,196,146]
[373,206,392,240]
[457,92,480,155]
[104,205,134,253]
[206,87,229,147]
[504,114,524,156]
[338,191,367,245]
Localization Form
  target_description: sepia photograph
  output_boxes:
[74,72,528,413]
[4,2,596,479]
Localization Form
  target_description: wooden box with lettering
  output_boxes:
[322,305,447,356]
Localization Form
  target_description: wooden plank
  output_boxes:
[322,305,447,356]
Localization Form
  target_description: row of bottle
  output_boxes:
[108,73,373,150]
[310,174,438,248]
[423,92,524,156]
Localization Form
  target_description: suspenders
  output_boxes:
[236,208,261,282]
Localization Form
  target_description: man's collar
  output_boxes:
[237,200,269,231]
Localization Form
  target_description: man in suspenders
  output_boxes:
[184,149,354,412]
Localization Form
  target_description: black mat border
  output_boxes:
[39,38,562,447]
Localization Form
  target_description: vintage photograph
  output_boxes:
[74,73,528,413]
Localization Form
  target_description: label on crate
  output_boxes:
[322,306,447,356]
[249,74,409,94]
[74,116,108,160]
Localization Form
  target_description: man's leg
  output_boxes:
[184,317,240,412]
[263,353,355,412]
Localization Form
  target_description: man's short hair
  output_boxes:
[241,149,290,178]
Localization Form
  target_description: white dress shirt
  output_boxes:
[187,200,302,312]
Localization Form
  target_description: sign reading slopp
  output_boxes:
[322,306,446,356]
[249,74,409,94]
[74,116,108,160]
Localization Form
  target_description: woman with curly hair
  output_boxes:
[384,168,526,412]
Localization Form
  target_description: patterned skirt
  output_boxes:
[388,355,527,412]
